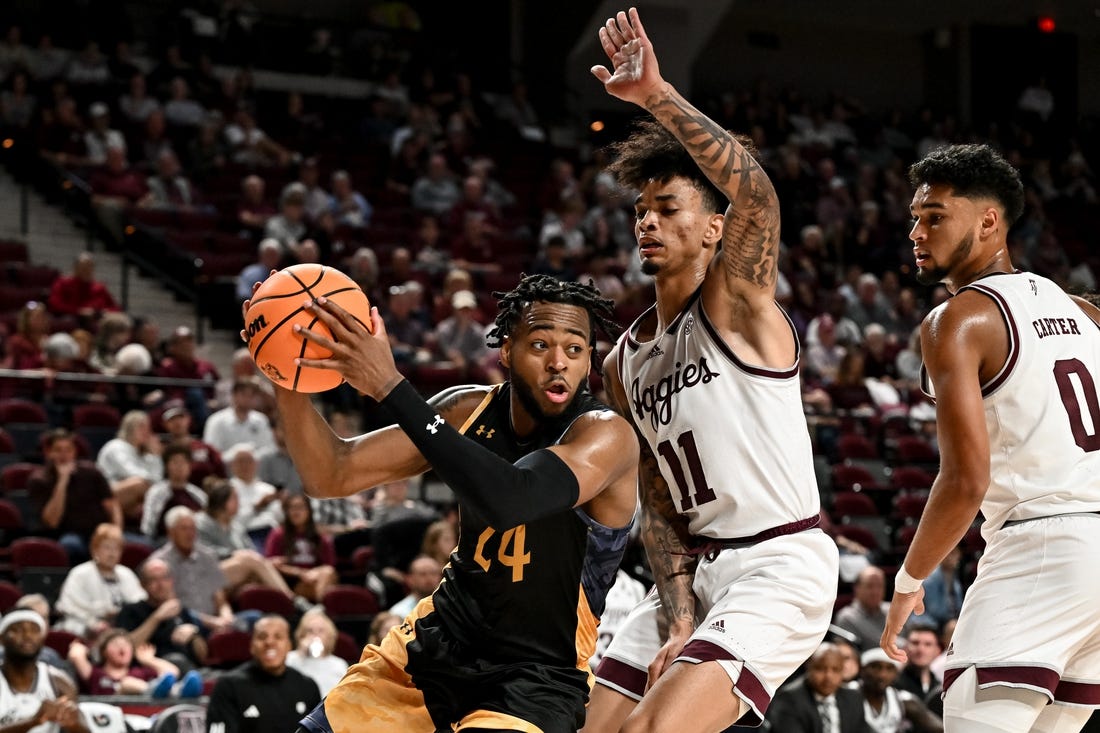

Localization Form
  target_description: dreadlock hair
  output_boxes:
[908,143,1025,227]
[605,118,756,215]
[486,274,619,375]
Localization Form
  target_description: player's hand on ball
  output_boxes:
[297,297,402,401]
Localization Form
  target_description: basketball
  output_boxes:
[244,263,372,393]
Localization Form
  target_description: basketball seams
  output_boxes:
[245,264,370,393]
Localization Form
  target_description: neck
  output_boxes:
[865,691,885,709]
[652,267,707,331]
[946,245,1013,293]
[1,660,36,686]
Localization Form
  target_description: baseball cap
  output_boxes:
[162,400,188,421]
[860,647,903,670]
[0,609,47,635]
[451,290,477,310]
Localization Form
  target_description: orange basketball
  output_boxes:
[244,263,372,393]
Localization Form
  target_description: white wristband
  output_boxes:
[895,565,924,594]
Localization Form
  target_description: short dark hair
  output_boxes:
[606,118,747,215]
[162,442,192,465]
[908,143,1025,227]
[41,428,75,450]
[486,274,619,375]
[906,622,940,638]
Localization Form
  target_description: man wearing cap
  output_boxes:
[83,102,125,166]
[160,400,225,487]
[859,648,942,733]
[202,379,276,455]
[156,326,220,426]
[0,609,88,733]
[431,289,503,383]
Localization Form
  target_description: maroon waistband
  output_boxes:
[684,515,821,561]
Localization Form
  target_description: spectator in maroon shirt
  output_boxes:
[237,174,275,238]
[160,400,226,486]
[47,252,120,320]
[156,326,220,426]
[27,429,121,562]
[3,300,50,370]
[90,144,147,245]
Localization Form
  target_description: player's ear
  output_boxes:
[499,338,512,369]
[980,206,1000,237]
[703,212,724,248]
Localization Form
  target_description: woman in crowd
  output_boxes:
[55,523,147,639]
[263,493,338,603]
[286,608,347,696]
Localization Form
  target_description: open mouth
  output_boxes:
[639,237,662,257]
[914,251,930,267]
[545,382,570,404]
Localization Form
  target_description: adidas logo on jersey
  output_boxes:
[708,619,726,633]
[646,344,664,360]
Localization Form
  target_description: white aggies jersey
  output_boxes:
[0,661,62,733]
[616,289,819,538]
[924,272,1100,535]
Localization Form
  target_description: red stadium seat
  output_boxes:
[895,435,939,464]
[830,491,878,520]
[890,467,935,492]
[335,631,361,664]
[322,585,380,618]
[1,463,39,493]
[235,585,296,616]
[891,492,929,523]
[830,464,884,493]
[120,541,153,570]
[205,630,253,668]
[833,524,880,552]
[44,630,79,657]
[837,433,879,461]
[11,537,69,568]
[0,580,21,612]
[72,404,121,428]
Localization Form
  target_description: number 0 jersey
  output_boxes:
[433,382,633,671]
[615,289,820,538]
[921,272,1100,534]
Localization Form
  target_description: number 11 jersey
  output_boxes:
[615,288,820,539]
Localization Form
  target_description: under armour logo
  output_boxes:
[476,425,495,439]
[427,415,444,434]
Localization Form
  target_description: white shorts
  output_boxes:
[943,513,1100,707]
[594,529,838,724]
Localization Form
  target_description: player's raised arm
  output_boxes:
[592,7,780,302]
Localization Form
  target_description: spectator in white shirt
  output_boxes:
[225,443,283,548]
[96,410,164,520]
[84,102,126,165]
[202,378,276,454]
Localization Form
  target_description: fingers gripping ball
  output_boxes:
[244,264,372,393]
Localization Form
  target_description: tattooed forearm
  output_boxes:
[645,85,781,291]
[639,443,696,630]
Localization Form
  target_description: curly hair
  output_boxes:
[485,274,619,375]
[605,118,753,215]
[908,143,1025,227]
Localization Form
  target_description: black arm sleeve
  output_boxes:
[380,379,580,528]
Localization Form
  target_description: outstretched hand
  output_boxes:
[295,297,403,401]
[881,586,926,664]
[591,7,664,106]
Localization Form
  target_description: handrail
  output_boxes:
[0,368,215,389]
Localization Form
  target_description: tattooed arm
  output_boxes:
[594,8,791,365]
[274,383,489,498]
[603,347,696,685]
